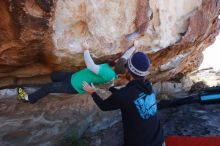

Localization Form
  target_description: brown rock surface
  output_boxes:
[0,0,219,145]
[0,90,121,146]
[0,0,219,87]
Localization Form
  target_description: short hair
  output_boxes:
[114,58,127,74]
[108,60,115,67]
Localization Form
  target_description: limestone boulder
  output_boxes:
[0,89,121,146]
[0,0,219,146]
[0,0,219,87]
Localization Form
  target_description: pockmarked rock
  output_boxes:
[0,0,219,87]
[0,0,219,146]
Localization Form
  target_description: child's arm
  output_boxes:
[84,50,99,74]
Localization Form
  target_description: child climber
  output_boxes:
[17,43,135,104]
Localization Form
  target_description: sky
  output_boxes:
[199,34,220,71]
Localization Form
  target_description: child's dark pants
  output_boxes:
[29,72,78,103]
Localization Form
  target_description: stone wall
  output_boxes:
[0,0,219,87]
[0,0,219,145]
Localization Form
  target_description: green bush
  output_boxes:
[57,131,89,146]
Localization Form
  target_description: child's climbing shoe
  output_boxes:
[17,87,28,102]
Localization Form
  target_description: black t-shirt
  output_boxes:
[92,79,164,146]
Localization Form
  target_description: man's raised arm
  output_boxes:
[83,49,99,74]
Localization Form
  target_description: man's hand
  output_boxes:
[134,40,138,47]
[83,81,96,94]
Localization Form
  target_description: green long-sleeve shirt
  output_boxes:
[71,63,117,94]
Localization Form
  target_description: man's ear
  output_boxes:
[125,72,133,81]
[118,74,125,78]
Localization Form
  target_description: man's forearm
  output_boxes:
[91,92,120,111]
[92,92,105,109]
[109,86,119,93]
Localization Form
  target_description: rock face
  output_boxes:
[0,0,219,87]
[0,0,219,146]
[0,89,121,146]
